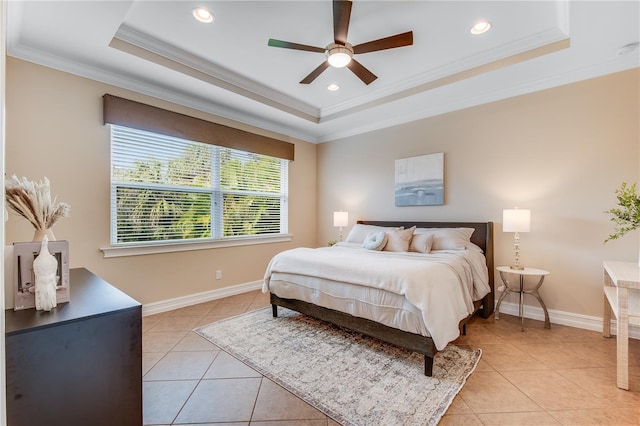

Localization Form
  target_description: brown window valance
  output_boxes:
[102,94,294,161]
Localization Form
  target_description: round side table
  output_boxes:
[495,266,550,331]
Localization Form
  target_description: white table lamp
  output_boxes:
[333,211,349,241]
[503,208,530,270]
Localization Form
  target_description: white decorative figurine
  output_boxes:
[33,236,58,311]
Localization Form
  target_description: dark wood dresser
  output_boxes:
[5,268,142,426]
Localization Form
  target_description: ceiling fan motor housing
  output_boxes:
[326,43,353,68]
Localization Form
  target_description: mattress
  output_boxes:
[269,272,431,337]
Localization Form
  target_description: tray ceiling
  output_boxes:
[7,1,639,142]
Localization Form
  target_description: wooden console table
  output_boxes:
[5,268,142,425]
[603,260,640,390]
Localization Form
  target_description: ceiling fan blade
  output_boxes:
[333,0,352,45]
[347,58,377,85]
[352,31,414,54]
[268,39,325,53]
[300,61,331,84]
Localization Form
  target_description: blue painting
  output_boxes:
[395,153,444,206]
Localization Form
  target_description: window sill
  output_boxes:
[100,234,292,258]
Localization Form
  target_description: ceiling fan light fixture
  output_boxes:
[470,20,492,35]
[327,45,353,68]
[192,7,214,23]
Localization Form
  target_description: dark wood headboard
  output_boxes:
[358,220,495,315]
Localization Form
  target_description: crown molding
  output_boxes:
[112,22,572,127]
[8,36,638,145]
[5,0,23,49]
[319,26,570,121]
[320,0,570,119]
[315,56,639,142]
[112,24,320,122]
[7,41,317,143]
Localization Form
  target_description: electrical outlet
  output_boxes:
[215,270,222,280]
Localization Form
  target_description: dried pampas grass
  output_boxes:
[5,175,70,230]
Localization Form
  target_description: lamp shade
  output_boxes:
[503,208,530,232]
[333,211,348,227]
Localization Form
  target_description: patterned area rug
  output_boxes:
[195,306,480,426]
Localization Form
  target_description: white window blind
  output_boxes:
[110,125,288,246]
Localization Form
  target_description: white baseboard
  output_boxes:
[142,280,263,316]
[142,285,640,340]
[496,301,640,339]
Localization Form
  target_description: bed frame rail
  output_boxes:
[271,294,437,375]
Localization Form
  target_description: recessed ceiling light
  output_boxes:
[470,20,492,35]
[193,7,214,23]
[327,84,340,91]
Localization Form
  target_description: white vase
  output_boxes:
[33,228,56,242]
[33,236,58,311]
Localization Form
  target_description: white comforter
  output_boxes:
[263,242,490,350]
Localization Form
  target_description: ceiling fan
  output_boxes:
[267,0,413,85]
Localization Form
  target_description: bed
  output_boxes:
[263,220,494,376]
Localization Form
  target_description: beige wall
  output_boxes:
[318,68,640,319]
[6,56,639,319]
[5,57,317,304]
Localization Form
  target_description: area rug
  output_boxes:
[195,306,481,426]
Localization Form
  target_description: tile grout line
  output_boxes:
[168,334,220,426]
[145,292,639,425]
[249,376,267,423]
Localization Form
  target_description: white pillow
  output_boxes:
[362,231,388,251]
[413,227,475,250]
[467,242,484,252]
[383,226,416,252]
[409,232,434,253]
[345,224,402,244]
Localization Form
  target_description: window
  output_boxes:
[110,125,288,247]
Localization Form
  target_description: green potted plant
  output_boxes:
[605,182,640,243]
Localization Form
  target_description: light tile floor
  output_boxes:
[142,290,640,425]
